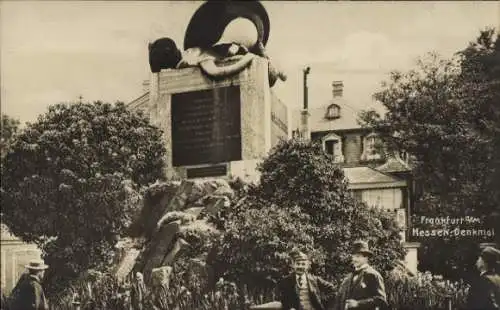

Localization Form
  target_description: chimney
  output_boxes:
[332,80,343,98]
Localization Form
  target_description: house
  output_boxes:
[292,81,419,274]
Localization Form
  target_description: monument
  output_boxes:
[145,1,290,181]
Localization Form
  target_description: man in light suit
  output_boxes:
[333,240,388,310]
[278,250,336,310]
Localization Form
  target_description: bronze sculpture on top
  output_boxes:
[148,1,286,87]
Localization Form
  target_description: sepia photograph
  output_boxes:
[1,1,499,309]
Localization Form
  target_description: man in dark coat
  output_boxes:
[333,240,388,310]
[278,250,336,310]
[9,259,49,310]
[466,245,500,310]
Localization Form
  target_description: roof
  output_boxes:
[376,155,412,173]
[127,92,149,111]
[291,97,386,133]
[343,166,407,190]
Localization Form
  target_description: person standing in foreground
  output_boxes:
[9,259,49,310]
[278,250,336,310]
[333,240,388,310]
[465,245,500,310]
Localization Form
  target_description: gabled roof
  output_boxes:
[292,97,386,133]
[127,92,150,111]
[343,166,406,189]
[309,98,362,131]
[376,155,412,173]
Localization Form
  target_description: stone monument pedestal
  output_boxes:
[148,57,288,182]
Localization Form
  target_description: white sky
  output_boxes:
[1,1,499,123]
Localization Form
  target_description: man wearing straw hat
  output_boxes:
[333,240,387,310]
[465,245,500,310]
[9,259,49,310]
[278,249,335,310]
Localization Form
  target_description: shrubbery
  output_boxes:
[41,268,469,310]
[1,102,166,293]
[208,138,405,287]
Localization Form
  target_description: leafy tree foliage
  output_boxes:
[1,114,20,159]
[1,101,166,292]
[209,139,405,287]
[360,29,500,280]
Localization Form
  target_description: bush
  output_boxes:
[1,101,165,293]
[209,138,405,287]
[386,271,469,310]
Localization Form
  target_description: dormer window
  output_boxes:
[361,132,382,161]
[325,104,340,120]
[322,133,345,163]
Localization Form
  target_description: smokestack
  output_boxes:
[332,80,343,98]
[300,66,311,141]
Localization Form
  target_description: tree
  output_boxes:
[209,139,405,288]
[1,114,20,159]
[360,29,500,280]
[1,101,166,292]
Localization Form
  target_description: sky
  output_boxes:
[1,1,499,124]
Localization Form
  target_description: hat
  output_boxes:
[291,250,309,262]
[25,259,49,270]
[480,246,500,266]
[351,240,373,256]
[183,1,270,53]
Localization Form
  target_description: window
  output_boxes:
[361,132,382,161]
[399,151,409,163]
[322,133,344,163]
[325,139,337,156]
[325,104,340,120]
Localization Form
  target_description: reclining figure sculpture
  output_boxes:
[148,1,286,87]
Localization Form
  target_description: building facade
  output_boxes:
[293,81,419,274]
[1,222,42,294]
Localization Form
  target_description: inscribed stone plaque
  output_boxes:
[186,165,227,179]
[171,86,242,166]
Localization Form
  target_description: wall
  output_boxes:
[342,132,363,164]
[270,91,289,148]
[1,225,42,295]
[360,187,404,211]
[312,130,365,165]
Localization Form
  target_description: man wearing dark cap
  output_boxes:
[278,250,335,310]
[333,240,388,310]
[466,245,500,310]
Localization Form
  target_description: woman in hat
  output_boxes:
[465,245,500,310]
[333,240,388,310]
[9,259,49,310]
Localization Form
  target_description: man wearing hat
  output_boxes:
[278,250,335,310]
[9,259,49,310]
[465,245,500,310]
[333,240,388,310]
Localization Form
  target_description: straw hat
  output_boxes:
[25,259,49,270]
